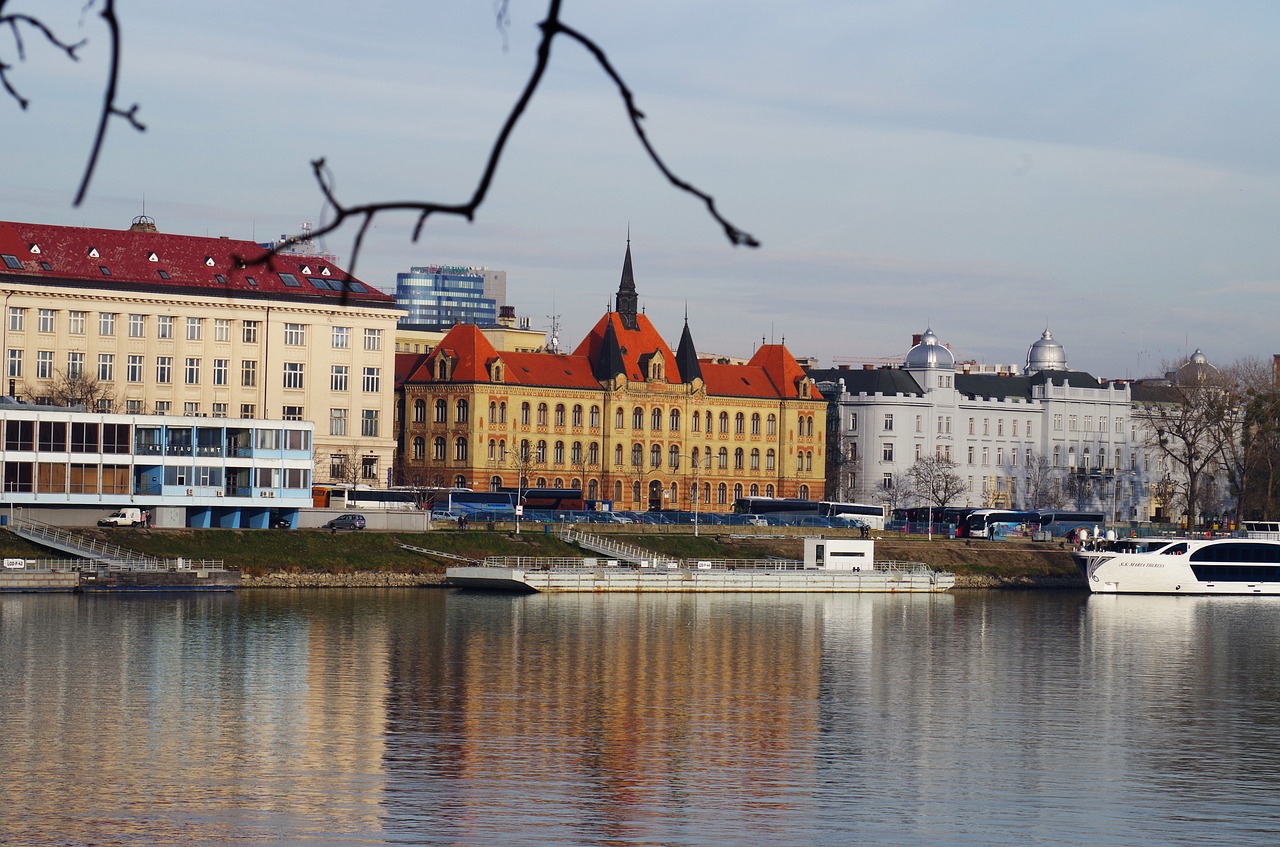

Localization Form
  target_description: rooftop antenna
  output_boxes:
[546,295,561,354]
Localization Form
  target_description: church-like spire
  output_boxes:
[615,239,639,330]
[592,317,627,383]
[675,318,702,384]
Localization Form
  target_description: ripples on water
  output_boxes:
[2,589,1279,846]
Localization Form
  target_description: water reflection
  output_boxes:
[2,589,1279,846]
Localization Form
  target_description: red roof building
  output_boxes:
[396,244,825,511]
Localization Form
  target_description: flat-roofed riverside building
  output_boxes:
[0,216,403,485]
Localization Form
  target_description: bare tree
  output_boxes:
[879,472,915,513]
[907,456,966,510]
[6,2,756,271]
[1023,451,1066,510]
[825,443,861,502]
[23,368,117,411]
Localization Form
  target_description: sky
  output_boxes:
[4,1,1279,378]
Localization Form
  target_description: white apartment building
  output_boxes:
[813,329,1149,521]
[0,217,404,484]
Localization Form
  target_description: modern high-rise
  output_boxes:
[394,264,506,327]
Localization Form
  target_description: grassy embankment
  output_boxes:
[0,525,1082,585]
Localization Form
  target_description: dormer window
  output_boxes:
[158,270,170,280]
[99,266,111,276]
[320,267,331,276]
[147,252,159,262]
[301,265,312,275]
[28,244,40,254]
[88,248,100,258]
[204,257,215,267]
[2,254,22,270]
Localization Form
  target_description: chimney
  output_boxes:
[497,305,517,328]
[837,364,849,371]
[912,333,922,346]
[863,364,875,371]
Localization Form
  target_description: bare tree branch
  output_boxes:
[74,0,144,206]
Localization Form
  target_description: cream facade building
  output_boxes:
[0,217,404,484]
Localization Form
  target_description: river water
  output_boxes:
[2,588,1278,847]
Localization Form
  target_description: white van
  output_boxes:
[98,508,144,527]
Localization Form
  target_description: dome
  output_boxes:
[1025,329,1067,373]
[904,328,954,370]
[1175,348,1217,385]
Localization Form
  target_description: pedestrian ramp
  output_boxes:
[556,528,663,566]
[6,516,166,569]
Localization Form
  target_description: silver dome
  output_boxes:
[1026,329,1067,373]
[904,328,955,370]
[1176,348,1217,385]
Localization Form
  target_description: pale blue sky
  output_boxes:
[4,1,1279,377]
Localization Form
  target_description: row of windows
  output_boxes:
[5,309,383,350]
[6,351,379,394]
[464,476,810,507]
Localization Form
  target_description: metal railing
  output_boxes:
[557,528,658,565]
[6,515,223,571]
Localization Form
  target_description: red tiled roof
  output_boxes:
[748,344,809,398]
[0,219,395,305]
[574,312,680,383]
[502,351,602,389]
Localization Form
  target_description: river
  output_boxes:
[2,588,1278,846]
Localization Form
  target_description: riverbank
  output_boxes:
[0,526,1085,590]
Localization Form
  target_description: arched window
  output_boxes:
[632,481,641,503]
[735,413,745,434]
[615,407,625,428]
[805,451,813,472]
[703,482,711,504]
[1083,447,1092,470]
[519,439,530,462]
[767,414,776,435]
[631,443,643,466]
[751,413,760,435]
[650,444,661,467]
[489,401,497,423]
[553,478,564,488]
[734,448,744,470]
[692,446,701,467]
[537,403,548,426]
[571,441,582,465]
[750,483,759,496]
[693,411,701,432]
[615,444,624,465]
[1053,445,1061,467]
[652,407,663,431]
[734,483,743,501]
[590,405,601,428]
[499,402,507,424]
[413,399,426,423]
[570,478,580,490]
[454,475,466,488]
[535,440,547,463]
[434,399,447,423]
[719,412,729,434]
[487,439,496,461]
[433,437,446,460]
[555,404,566,426]
[766,448,775,471]
[413,437,425,460]
[670,482,678,502]
[498,439,507,461]
[632,407,644,429]
[454,437,468,461]
[750,449,760,470]
[669,445,680,468]
[571,405,583,427]
[588,479,598,500]
[521,402,531,426]
[554,441,565,464]
[717,483,727,505]
[536,477,547,488]
[614,480,623,501]
[588,443,599,465]
[765,484,774,497]
[669,409,680,431]
[718,447,728,469]
[456,399,469,423]
[796,453,804,472]
[490,475,502,492]
[799,484,810,499]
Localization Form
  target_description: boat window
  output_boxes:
[1189,542,1280,564]
[1160,543,1188,556]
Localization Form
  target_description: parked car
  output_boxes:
[98,508,144,527]
[430,510,459,523]
[745,516,769,527]
[323,514,366,531]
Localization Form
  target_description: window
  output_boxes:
[362,367,380,393]
[670,409,681,431]
[1,254,22,270]
[213,359,229,386]
[766,448,776,471]
[184,402,201,416]
[983,418,990,436]
[362,410,379,437]
[331,365,349,392]
[99,312,116,336]
[7,307,25,332]
[554,441,565,464]
[242,321,259,343]
[432,437,447,460]
[330,408,348,436]
[968,446,975,465]
[456,399,468,422]
[590,405,600,428]
[241,360,257,387]
[186,317,203,341]
[331,326,349,348]
[572,405,584,427]
[154,401,170,415]
[916,415,923,433]
[1053,414,1063,431]
[750,448,760,470]
[363,328,382,351]
[522,403,532,426]
[127,400,143,414]
[6,349,21,378]
[588,443,599,465]
[184,357,201,384]
[126,355,143,383]
[68,311,86,335]
[997,420,1004,437]
[285,323,306,346]
[212,403,228,418]
[283,362,304,390]
[882,442,894,462]
[652,408,663,431]
[719,412,729,434]
[631,443,643,466]
[435,399,447,423]
[651,444,662,468]
[982,447,989,466]
[240,404,256,419]
[735,413,745,434]
[572,441,583,465]
[97,354,114,382]
[124,313,145,338]
[215,319,232,342]
[38,309,55,333]
[537,403,548,426]
[282,406,304,421]
[556,404,567,427]
[65,352,84,378]
[536,441,548,463]
[883,413,894,432]
[152,315,172,339]
[633,407,644,429]
[768,414,777,435]
[36,350,52,380]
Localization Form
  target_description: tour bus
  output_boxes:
[312,484,421,510]
[818,501,887,530]
[891,507,975,532]
[963,509,1041,539]
[732,497,821,516]
[1034,511,1106,538]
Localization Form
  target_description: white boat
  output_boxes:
[445,537,955,593]
[1073,521,1280,595]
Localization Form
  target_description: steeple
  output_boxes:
[675,318,702,384]
[615,239,639,330]
[592,317,627,383]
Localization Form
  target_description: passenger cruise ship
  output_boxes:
[1073,522,1280,595]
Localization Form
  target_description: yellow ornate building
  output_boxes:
[395,245,826,511]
